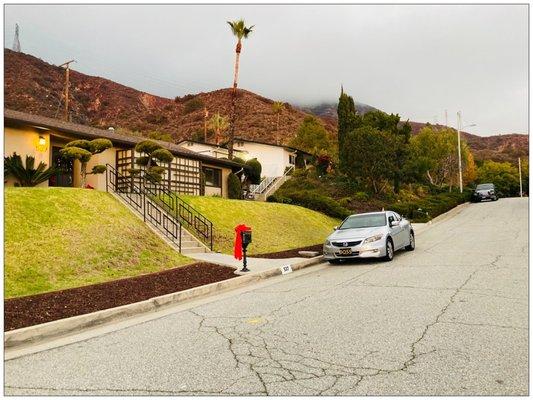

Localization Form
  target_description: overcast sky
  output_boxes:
[4,4,528,136]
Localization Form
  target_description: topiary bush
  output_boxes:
[245,158,262,184]
[227,173,242,199]
[133,140,174,182]
[60,138,112,187]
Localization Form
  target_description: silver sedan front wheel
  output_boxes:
[384,239,394,262]
[406,231,415,251]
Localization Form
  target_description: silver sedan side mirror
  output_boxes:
[390,220,400,227]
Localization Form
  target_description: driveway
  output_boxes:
[4,198,528,395]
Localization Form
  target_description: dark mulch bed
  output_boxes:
[252,244,323,259]
[5,263,236,332]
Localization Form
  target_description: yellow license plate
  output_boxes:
[339,248,352,255]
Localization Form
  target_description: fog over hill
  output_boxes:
[4,49,527,163]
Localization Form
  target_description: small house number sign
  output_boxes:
[280,264,293,275]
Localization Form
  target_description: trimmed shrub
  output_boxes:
[268,189,350,219]
[227,173,242,199]
[232,157,246,165]
[245,158,262,184]
[389,190,471,222]
[266,194,293,204]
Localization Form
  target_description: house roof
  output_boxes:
[4,109,243,169]
[178,137,313,156]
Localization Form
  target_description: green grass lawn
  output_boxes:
[182,196,340,254]
[5,188,192,298]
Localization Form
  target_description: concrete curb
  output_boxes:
[4,255,324,350]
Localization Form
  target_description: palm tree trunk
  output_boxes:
[276,113,280,144]
[233,41,241,89]
[228,40,242,159]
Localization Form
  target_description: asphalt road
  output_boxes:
[4,198,528,395]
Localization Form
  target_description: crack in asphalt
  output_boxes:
[5,202,527,396]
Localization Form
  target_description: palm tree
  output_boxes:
[208,113,230,145]
[272,101,285,144]
[4,153,58,187]
[227,19,254,158]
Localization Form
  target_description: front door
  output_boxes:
[49,146,74,187]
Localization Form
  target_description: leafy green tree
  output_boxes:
[133,140,174,182]
[408,126,472,189]
[356,110,412,193]
[227,19,254,159]
[343,126,394,194]
[289,116,335,157]
[4,153,57,187]
[477,160,520,197]
[60,138,112,188]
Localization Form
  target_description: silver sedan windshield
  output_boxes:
[339,214,387,229]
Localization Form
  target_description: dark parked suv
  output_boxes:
[472,183,498,202]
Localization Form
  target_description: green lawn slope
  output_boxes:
[5,188,192,298]
[182,196,340,254]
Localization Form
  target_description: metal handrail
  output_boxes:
[142,173,213,250]
[106,164,182,252]
[250,176,277,195]
[106,164,214,251]
[250,165,295,196]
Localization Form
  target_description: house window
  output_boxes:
[289,154,296,165]
[203,167,222,188]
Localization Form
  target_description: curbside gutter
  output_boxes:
[4,256,324,351]
[413,202,470,235]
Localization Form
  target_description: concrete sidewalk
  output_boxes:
[188,252,306,275]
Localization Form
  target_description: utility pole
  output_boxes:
[12,23,21,52]
[59,60,76,121]
[518,157,523,197]
[445,109,448,127]
[456,111,463,193]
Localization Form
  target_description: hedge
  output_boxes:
[267,190,351,219]
[389,190,471,222]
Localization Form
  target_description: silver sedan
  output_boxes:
[323,211,415,264]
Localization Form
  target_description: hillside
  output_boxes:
[4,49,528,162]
[409,121,528,163]
[5,188,192,297]
[181,195,339,254]
[4,49,335,144]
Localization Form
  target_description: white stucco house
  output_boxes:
[178,137,310,178]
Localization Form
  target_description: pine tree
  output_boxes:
[337,87,359,172]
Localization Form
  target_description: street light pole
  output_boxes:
[518,157,523,197]
[456,111,476,194]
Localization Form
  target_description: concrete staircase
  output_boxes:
[106,164,211,255]
[250,166,294,202]
[110,191,209,255]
